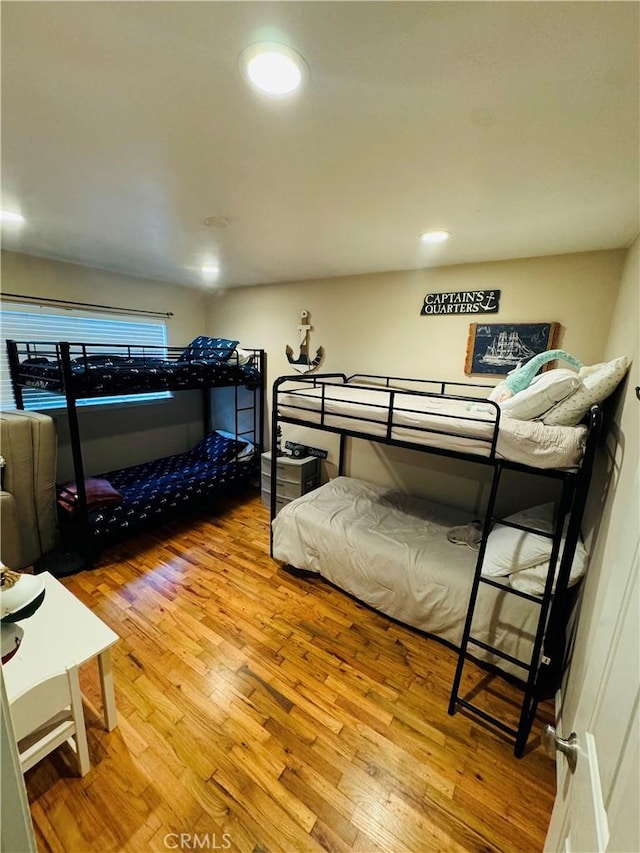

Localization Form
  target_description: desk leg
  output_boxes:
[97,649,118,731]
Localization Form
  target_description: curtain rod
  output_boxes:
[1,292,173,319]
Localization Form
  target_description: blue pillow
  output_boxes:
[181,336,239,362]
[191,431,247,464]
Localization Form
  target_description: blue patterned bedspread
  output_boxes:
[60,431,257,543]
[19,354,260,395]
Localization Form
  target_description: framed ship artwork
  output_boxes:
[464,322,560,376]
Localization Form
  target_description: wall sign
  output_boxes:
[420,289,500,316]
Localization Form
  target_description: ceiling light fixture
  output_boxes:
[203,216,232,229]
[240,43,307,96]
[419,230,451,244]
[1,210,26,225]
[201,262,220,283]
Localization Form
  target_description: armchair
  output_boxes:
[0,412,59,568]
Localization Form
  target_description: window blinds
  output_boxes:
[0,304,170,411]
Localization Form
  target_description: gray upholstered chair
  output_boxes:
[0,411,59,568]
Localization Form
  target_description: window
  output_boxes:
[0,303,171,411]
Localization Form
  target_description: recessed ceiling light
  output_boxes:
[419,230,451,244]
[240,43,307,96]
[203,216,232,229]
[1,210,26,225]
[201,262,220,282]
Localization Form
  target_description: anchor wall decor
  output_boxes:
[285,309,324,373]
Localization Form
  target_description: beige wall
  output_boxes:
[0,247,629,508]
[208,249,625,512]
[1,251,209,479]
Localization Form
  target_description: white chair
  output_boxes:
[9,664,90,776]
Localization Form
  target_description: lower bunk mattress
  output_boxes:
[272,476,540,679]
[59,431,256,544]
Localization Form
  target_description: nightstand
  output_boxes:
[261,451,320,513]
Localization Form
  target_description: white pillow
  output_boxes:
[482,503,555,577]
[509,539,587,596]
[234,348,254,366]
[498,369,581,421]
[542,356,629,426]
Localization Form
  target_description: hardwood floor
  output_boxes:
[24,492,556,853]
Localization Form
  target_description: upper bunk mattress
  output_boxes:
[272,476,540,679]
[17,355,260,396]
[277,383,586,469]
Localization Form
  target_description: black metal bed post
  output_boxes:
[539,405,604,688]
[234,382,239,440]
[513,474,575,756]
[6,341,25,409]
[59,343,88,530]
[258,351,266,452]
[269,375,286,557]
[270,372,349,556]
[338,434,346,475]
[203,386,212,434]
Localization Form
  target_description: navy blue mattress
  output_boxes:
[59,432,257,543]
[18,354,260,396]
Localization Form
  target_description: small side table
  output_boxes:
[261,451,319,513]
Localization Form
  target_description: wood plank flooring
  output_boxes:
[24,492,556,853]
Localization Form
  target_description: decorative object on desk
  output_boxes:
[421,289,500,316]
[305,446,328,459]
[0,565,46,663]
[285,441,308,459]
[276,425,283,457]
[285,440,328,460]
[285,309,324,373]
[489,350,583,403]
[465,322,560,376]
[1,567,46,623]
[1,622,23,664]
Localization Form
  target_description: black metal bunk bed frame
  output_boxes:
[270,371,602,757]
[7,339,266,559]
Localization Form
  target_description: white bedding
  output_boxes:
[278,383,587,469]
[272,476,541,678]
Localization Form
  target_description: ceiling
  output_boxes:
[2,2,638,290]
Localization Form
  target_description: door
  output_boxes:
[545,471,639,852]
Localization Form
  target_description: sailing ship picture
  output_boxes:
[481,330,535,366]
[465,322,560,375]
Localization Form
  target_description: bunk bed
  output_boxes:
[7,339,266,560]
[269,372,605,756]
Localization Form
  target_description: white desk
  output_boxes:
[2,572,119,730]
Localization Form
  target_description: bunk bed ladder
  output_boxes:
[448,464,575,757]
[232,350,266,452]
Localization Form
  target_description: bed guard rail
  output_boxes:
[7,339,264,371]
[273,372,503,464]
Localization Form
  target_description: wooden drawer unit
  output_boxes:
[261,451,319,510]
